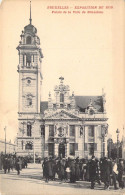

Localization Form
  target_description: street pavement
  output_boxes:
[0,164,125,195]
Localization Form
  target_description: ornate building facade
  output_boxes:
[16,6,108,159]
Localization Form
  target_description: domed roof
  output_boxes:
[24,24,37,34]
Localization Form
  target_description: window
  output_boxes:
[70,125,75,136]
[60,104,64,108]
[48,143,54,156]
[26,53,31,67]
[27,124,32,136]
[27,79,31,84]
[60,93,64,102]
[33,54,35,62]
[88,126,94,137]
[88,143,94,155]
[26,36,31,44]
[53,104,56,109]
[41,125,45,137]
[25,142,32,150]
[21,140,24,150]
[27,98,32,106]
[23,54,25,66]
[67,104,71,109]
[49,125,54,136]
[84,143,88,151]
[70,143,75,155]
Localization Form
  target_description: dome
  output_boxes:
[24,24,37,34]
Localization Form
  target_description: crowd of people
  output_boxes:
[42,155,125,190]
[0,153,125,190]
[0,153,28,175]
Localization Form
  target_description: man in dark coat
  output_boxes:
[89,155,98,189]
[3,156,8,174]
[118,159,125,189]
[70,159,76,183]
[75,157,80,181]
[42,157,49,182]
[58,158,65,182]
[102,157,112,190]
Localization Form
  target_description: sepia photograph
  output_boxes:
[0,0,125,194]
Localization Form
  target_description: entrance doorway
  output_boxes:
[58,143,65,158]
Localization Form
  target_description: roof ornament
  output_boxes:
[29,1,32,25]
[59,76,64,84]
[48,91,51,97]
[88,99,93,107]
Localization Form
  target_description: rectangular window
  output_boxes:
[88,143,94,155]
[41,125,45,137]
[49,125,54,136]
[33,54,34,62]
[53,104,56,109]
[84,143,88,151]
[60,93,64,102]
[88,126,94,137]
[70,125,75,136]
[26,53,31,67]
[67,104,71,109]
[23,54,25,66]
[60,104,64,108]
[48,143,54,156]
[27,124,32,137]
[70,143,75,155]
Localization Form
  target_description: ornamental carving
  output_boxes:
[54,123,68,137]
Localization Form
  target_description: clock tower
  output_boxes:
[16,2,44,157]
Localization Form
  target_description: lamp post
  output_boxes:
[116,128,120,162]
[4,126,6,155]
[102,124,108,158]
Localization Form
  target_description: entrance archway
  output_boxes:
[58,143,65,158]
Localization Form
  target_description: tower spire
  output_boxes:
[29,1,32,25]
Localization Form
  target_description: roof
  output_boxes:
[40,95,104,114]
[74,96,103,112]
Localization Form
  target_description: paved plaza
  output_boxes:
[0,164,125,195]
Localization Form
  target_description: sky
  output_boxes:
[0,0,125,143]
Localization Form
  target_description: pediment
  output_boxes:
[44,110,80,120]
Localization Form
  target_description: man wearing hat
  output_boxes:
[118,159,125,189]
[89,155,98,189]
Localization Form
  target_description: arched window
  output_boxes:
[27,123,32,136]
[26,36,31,44]
[27,98,32,106]
[25,142,32,150]
[60,93,64,102]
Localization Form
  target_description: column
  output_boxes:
[24,55,26,66]
[44,125,49,157]
[75,125,79,157]
[84,126,88,158]
[31,55,33,65]
[54,142,58,157]
[94,126,97,157]
[65,143,69,157]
